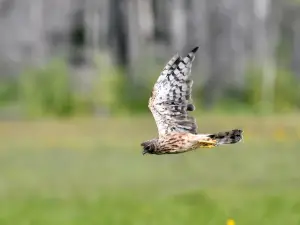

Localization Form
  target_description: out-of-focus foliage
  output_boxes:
[274,69,300,112]
[1,58,300,118]
[19,60,75,117]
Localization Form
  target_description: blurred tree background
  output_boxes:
[0,0,300,118]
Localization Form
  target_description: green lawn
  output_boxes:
[0,114,300,225]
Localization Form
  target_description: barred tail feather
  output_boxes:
[208,129,243,145]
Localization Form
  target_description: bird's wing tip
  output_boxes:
[191,46,199,53]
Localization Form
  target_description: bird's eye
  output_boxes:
[146,146,151,151]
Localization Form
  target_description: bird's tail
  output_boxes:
[208,129,243,145]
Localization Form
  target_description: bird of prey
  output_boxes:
[141,46,243,155]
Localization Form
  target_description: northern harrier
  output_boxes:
[141,46,243,155]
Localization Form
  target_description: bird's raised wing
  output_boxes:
[149,47,199,138]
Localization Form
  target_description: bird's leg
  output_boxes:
[198,139,217,148]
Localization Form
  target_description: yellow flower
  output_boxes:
[227,219,235,225]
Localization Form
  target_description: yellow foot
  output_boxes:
[198,139,217,148]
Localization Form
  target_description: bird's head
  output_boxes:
[141,139,158,155]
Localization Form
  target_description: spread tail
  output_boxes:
[208,129,243,145]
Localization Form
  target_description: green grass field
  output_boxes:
[0,114,300,225]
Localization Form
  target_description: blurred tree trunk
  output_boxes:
[152,0,170,44]
[84,0,100,58]
[108,0,145,81]
[203,0,232,109]
[185,0,209,85]
[127,0,141,80]
[108,0,128,72]
[69,0,86,67]
[292,16,300,78]
[28,0,45,66]
[97,0,110,48]
[254,0,278,112]
[170,0,186,52]
[288,4,300,79]
[227,0,249,88]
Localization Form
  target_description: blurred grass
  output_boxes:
[0,115,300,224]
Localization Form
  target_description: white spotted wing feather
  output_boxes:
[149,47,199,138]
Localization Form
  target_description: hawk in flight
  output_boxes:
[141,46,243,155]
